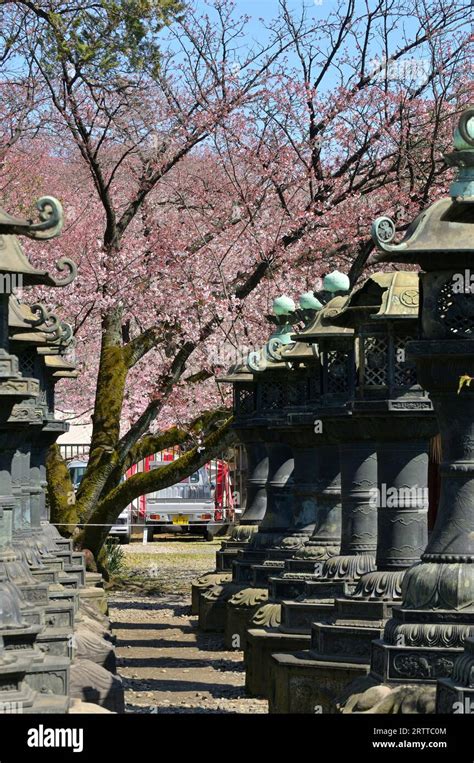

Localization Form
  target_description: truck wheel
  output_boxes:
[204,531,213,542]
[146,527,154,543]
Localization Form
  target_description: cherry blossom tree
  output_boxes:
[0,0,470,566]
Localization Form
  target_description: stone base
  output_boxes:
[232,553,267,583]
[79,586,108,615]
[70,658,124,713]
[252,561,286,586]
[85,572,104,588]
[280,598,337,633]
[437,678,474,714]
[224,587,268,649]
[286,558,324,572]
[311,598,393,660]
[191,572,231,615]
[23,654,70,697]
[216,538,250,572]
[245,628,310,697]
[74,626,117,672]
[36,627,72,658]
[44,601,75,629]
[269,650,370,714]
[198,582,243,632]
[25,694,70,713]
[371,639,464,684]
[270,574,315,600]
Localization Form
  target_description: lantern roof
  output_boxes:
[0,198,76,286]
[43,350,78,378]
[370,107,474,268]
[331,272,419,327]
[297,295,354,342]
[9,298,74,348]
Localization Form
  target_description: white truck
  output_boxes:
[67,458,131,543]
[144,463,217,542]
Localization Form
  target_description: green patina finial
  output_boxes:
[323,270,350,293]
[446,107,474,201]
[299,292,323,311]
[273,295,296,315]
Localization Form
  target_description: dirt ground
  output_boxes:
[108,536,267,714]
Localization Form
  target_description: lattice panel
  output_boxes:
[308,374,321,402]
[236,385,255,415]
[287,376,308,407]
[18,349,36,378]
[363,336,388,386]
[437,282,474,336]
[261,380,286,411]
[394,336,417,387]
[326,351,349,394]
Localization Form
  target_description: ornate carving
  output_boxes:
[392,652,454,680]
[193,572,231,589]
[385,620,471,649]
[323,553,376,581]
[294,544,339,561]
[251,603,282,628]
[401,562,474,610]
[228,587,268,609]
[352,569,405,601]
[201,582,240,604]
[229,524,258,542]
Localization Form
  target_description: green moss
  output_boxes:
[46,444,78,536]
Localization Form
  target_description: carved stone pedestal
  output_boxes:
[437,637,474,714]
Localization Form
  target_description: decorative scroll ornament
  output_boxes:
[247,349,264,372]
[57,322,74,346]
[25,304,61,334]
[0,196,63,239]
[458,108,474,148]
[265,336,284,361]
[202,582,240,603]
[50,257,77,286]
[370,216,409,254]
[450,638,474,685]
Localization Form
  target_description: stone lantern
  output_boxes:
[342,107,474,714]
[267,272,437,712]
[197,296,300,631]
[244,289,376,696]
[0,201,124,712]
[191,363,269,614]
[223,293,341,647]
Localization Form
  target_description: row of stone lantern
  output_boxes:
[193,109,474,715]
[263,272,437,712]
[344,105,474,715]
[0,200,124,713]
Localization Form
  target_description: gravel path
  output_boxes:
[108,538,267,714]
